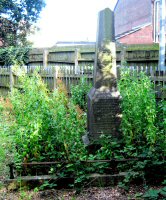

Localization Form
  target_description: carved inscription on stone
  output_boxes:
[92,97,121,136]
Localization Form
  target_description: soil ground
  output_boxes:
[0,185,160,200]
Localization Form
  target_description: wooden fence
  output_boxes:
[0,65,94,95]
[0,65,165,98]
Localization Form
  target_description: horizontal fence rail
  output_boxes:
[0,65,94,95]
[0,65,165,98]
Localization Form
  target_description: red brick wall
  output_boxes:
[117,25,153,44]
[114,0,152,36]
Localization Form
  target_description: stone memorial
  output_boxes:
[87,8,121,142]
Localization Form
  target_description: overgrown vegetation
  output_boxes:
[0,68,165,197]
[71,76,92,111]
[9,73,86,164]
[0,46,30,65]
[118,70,157,146]
[0,98,15,179]
[116,70,166,195]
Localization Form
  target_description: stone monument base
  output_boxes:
[87,87,121,142]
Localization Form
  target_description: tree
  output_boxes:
[0,0,46,47]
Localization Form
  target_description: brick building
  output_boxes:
[114,0,166,44]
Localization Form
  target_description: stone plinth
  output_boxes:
[88,88,121,141]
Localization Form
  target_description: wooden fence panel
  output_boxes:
[0,65,165,98]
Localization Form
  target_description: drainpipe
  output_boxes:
[159,0,166,71]
[154,0,160,43]
[154,0,156,42]
[156,0,160,42]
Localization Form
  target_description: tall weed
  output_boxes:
[71,76,92,111]
[0,98,15,178]
[118,70,157,146]
[8,73,86,163]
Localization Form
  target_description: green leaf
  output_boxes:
[143,189,159,199]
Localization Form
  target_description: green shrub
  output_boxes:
[117,69,166,187]
[71,76,92,111]
[0,99,15,178]
[0,47,29,66]
[0,68,165,189]
[9,72,86,163]
[156,98,166,155]
[118,70,157,146]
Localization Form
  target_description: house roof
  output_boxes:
[114,0,120,11]
[115,23,151,39]
[55,41,96,46]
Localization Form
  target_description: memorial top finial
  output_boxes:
[97,8,115,47]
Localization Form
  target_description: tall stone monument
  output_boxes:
[87,8,121,142]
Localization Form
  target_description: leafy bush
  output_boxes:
[143,187,166,199]
[156,98,166,155]
[8,73,86,163]
[0,98,15,178]
[0,68,165,189]
[71,76,92,111]
[118,70,157,146]
[117,69,166,187]
[0,47,29,66]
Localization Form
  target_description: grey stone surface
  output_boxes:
[87,88,121,140]
[87,8,121,141]
[82,133,90,146]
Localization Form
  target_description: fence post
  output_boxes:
[74,48,80,74]
[53,66,58,90]
[9,66,14,92]
[43,49,49,69]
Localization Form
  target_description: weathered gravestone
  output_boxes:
[87,8,121,142]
